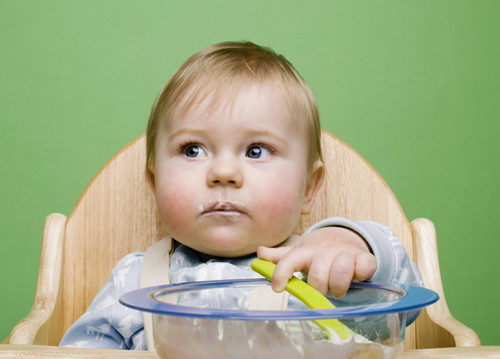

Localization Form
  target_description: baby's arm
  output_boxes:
[257,217,423,298]
[59,253,146,350]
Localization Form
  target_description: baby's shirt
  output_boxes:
[59,218,423,350]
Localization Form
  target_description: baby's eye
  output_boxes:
[183,144,207,158]
[246,145,272,159]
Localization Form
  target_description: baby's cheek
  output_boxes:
[256,182,303,229]
[155,185,192,233]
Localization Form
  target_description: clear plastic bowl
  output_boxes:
[120,279,438,359]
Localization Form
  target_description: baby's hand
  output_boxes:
[256,227,376,298]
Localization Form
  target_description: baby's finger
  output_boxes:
[256,245,290,263]
[306,254,332,296]
[271,248,312,293]
[354,252,377,281]
[329,252,355,298]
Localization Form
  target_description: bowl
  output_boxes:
[120,279,438,359]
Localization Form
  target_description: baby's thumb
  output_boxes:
[256,246,289,263]
[255,247,292,292]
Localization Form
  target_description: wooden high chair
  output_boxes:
[5,130,480,350]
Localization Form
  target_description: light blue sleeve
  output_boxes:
[305,217,423,325]
[59,253,147,350]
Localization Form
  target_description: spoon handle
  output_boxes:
[251,259,355,340]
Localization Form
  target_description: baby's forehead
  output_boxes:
[170,80,298,122]
[166,92,302,141]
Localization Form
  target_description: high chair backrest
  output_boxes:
[8,130,480,349]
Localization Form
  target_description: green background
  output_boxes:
[1,0,499,346]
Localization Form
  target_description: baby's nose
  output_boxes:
[206,158,243,188]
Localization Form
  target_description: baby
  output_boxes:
[60,41,422,350]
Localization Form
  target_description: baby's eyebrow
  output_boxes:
[245,129,287,144]
[164,126,290,154]
[166,127,205,140]
[167,127,286,143]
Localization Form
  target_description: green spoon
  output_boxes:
[251,258,356,341]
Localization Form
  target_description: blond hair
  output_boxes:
[146,41,322,174]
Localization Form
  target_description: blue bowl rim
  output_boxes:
[119,279,439,321]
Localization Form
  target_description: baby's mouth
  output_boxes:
[199,201,248,218]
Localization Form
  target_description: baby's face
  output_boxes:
[151,82,320,257]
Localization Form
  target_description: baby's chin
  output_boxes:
[184,242,257,258]
[171,228,292,258]
[173,236,279,258]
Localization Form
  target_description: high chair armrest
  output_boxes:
[8,213,66,345]
[411,218,480,347]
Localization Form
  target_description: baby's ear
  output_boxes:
[146,161,156,192]
[301,160,324,214]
